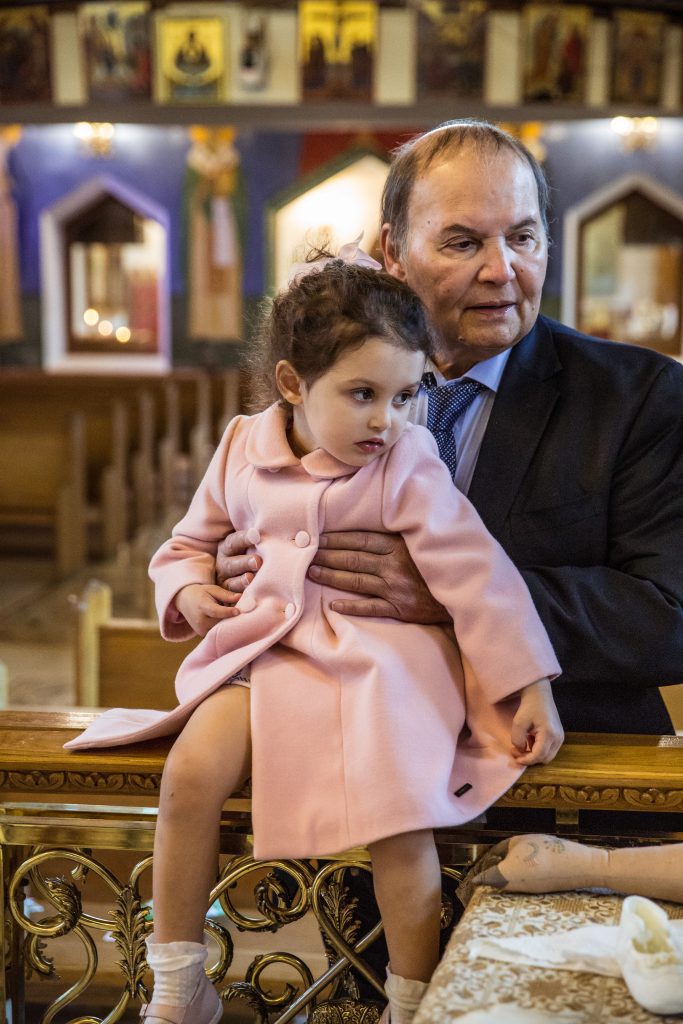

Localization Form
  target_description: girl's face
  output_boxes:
[281,336,426,468]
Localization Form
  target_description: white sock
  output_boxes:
[145,934,207,1006]
[384,968,430,1024]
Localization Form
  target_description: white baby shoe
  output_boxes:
[616,895,683,1015]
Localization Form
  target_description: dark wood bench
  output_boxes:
[0,387,130,559]
[0,369,242,541]
[0,407,87,576]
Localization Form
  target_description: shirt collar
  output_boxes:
[427,347,512,393]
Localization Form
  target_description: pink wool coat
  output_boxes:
[66,403,560,858]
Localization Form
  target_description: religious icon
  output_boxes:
[185,126,244,341]
[0,5,51,103]
[299,0,376,101]
[157,15,227,102]
[0,126,23,341]
[522,3,590,104]
[238,13,269,91]
[79,2,152,103]
[610,9,665,106]
[416,0,487,100]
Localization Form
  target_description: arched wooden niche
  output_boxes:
[41,175,170,373]
[266,147,389,293]
[562,174,683,359]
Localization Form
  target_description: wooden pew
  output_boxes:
[0,660,8,708]
[0,369,244,535]
[156,367,242,509]
[0,372,157,537]
[0,407,87,576]
[211,367,243,440]
[23,369,225,518]
[662,683,683,733]
[73,579,197,708]
[158,369,226,509]
[0,392,128,561]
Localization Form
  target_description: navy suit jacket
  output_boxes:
[466,316,683,734]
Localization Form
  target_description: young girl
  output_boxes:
[66,250,563,1024]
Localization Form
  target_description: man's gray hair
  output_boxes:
[381,119,551,258]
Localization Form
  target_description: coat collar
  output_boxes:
[467,317,562,536]
[245,403,359,479]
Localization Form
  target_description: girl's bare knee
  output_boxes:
[161,745,218,812]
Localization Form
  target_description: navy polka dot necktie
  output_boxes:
[425,376,486,481]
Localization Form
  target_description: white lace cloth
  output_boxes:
[413,888,683,1024]
[468,914,683,976]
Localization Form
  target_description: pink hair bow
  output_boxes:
[288,233,382,284]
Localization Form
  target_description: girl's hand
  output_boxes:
[509,677,564,766]
[175,583,240,636]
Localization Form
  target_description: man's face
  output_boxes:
[382,144,548,376]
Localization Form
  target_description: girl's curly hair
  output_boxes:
[243,256,434,411]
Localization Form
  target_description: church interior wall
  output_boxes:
[3,116,683,369]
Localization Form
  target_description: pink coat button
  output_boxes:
[294,531,310,547]
[284,602,296,619]
[245,528,261,545]
[238,594,256,613]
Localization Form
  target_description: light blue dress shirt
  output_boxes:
[412,348,512,495]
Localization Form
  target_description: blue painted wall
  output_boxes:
[9,123,301,298]
[543,119,683,302]
[6,117,683,361]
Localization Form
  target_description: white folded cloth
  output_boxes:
[469,916,683,977]
[469,922,623,976]
[451,1010,573,1024]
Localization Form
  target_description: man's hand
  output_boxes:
[175,583,240,636]
[509,677,564,766]
[216,531,263,592]
[308,531,450,623]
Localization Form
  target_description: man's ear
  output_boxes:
[380,223,407,282]
[275,360,304,404]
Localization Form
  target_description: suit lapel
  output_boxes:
[467,318,562,539]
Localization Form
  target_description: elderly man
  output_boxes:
[220,119,683,735]
[213,121,682,1013]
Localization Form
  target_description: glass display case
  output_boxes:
[41,175,170,372]
[563,173,683,358]
[66,193,165,355]
[267,147,388,292]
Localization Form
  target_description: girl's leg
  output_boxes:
[369,829,442,982]
[153,684,251,943]
[368,830,441,1024]
[143,686,251,1021]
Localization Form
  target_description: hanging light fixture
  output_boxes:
[610,116,659,151]
[73,122,115,157]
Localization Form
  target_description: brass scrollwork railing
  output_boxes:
[5,842,469,1024]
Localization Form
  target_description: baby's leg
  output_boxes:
[152,684,251,943]
[369,830,441,1024]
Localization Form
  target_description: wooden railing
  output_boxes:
[1,709,681,1024]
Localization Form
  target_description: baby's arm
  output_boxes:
[175,583,241,637]
[509,677,564,765]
